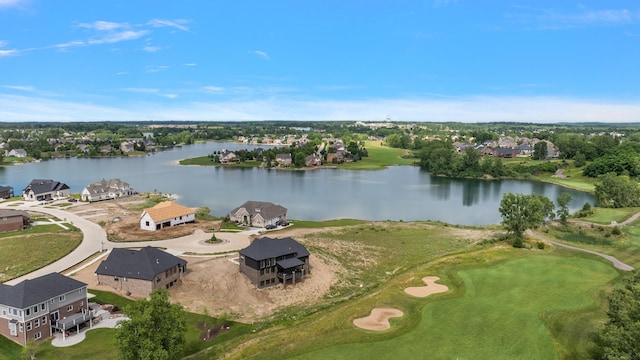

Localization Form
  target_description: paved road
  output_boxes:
[2,200,261,285]
[526,229,635,271]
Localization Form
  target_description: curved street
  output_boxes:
[2,200,258,285]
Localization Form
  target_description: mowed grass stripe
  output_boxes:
[292,256,617,360]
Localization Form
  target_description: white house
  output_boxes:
[81,178,134,202]
[140,201,196,231]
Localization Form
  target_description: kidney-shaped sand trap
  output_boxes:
[404,276,449,297]
[353,308,404,330]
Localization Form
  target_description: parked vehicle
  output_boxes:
[265,224,276,230]
[277,220,290,227]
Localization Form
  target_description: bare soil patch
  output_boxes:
[67,196,221,241]
[353,308,404,331]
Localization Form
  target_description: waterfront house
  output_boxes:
[239,237,310,288]
[0,209,30,232]
[275,153,292,167]
[0,185,14,199]
[0,273,90,346]
[229,201,287,228]
[95,247,187,297]
[139,201,195,231]
[81,178,134,202]
[22,179,70,202]
[5,149,27,158]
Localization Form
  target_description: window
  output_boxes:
[145,221,150,226]
[2,309,6,316]
[34,332,41,339]
[26,322,32,331]
[80,301,84,307]
[33,306,38,313]
[12,309,17,315]
[114,276,119,281]
[156,277,161,283]
[59,295,65,302]
[42,316,46,325]
[67,305,73,312]
[19,323,23,332]
[25,308,30,316]
[40,303,45,311]
[50,299,54,304]
[34,318,39,327]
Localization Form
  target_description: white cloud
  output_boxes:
[184,63,197,67]
[0,0,27,8]
[507,7,640,29]
[252,50,270,60]
[1,93,640,123]
[77,20,127,31]
[143,45,162,52]
[2,85,34,91]
[88,30,149,45]
[0,49,18,57]
[147,19,190,32]
[203,86,225,93]
[115,71,127,76]
[145,65,169,73]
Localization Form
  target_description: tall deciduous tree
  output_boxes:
[533,141,548,160]
[499,193,555,247]
[595,173,640,208]
[116,289,186,360]
[557,192,573,224]
[597,271,640,359]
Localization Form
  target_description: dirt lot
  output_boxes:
[67,197,339,323]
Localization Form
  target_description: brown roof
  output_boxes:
[143,201,195,222]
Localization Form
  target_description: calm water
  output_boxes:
[0,142,595,225]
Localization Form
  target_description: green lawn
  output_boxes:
[0,225,82,282]
[288,255,618,360]
[337,141,415,170]
[578,207,640,225]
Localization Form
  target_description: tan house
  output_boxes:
[139,201,196,231]
[229,201,287,228]
[81,178,134,202]
[95,246,187,297]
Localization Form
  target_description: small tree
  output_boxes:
[557,192,573,224]
[116,289,186,360]
[22,339,39,360]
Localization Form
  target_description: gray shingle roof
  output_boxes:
[95,246,187,281]
[22,179,70,195]
[239,237,309,261]
[231,201,287,220]
[0,209,29,219]
[0,273,87,309]
[85,178,131,194]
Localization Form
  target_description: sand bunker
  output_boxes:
[353,308,404,330]
[404,276,448,297]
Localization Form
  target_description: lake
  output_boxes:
[0,142,595,225]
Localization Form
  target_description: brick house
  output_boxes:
[275,153,292,167]
[0,273,90,346]
[0,185,14,199]
[95,246,187,297]
[139,201,195,231]
[229,201,287,228]
[239,237,310,288]
[0,209,30,232]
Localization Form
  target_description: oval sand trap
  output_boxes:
[404,276,448,297]
[353,308,404,330]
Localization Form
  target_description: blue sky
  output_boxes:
[1,0,640,122]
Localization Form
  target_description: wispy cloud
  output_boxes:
[142,45,162,52]
[252,50,270,60]
[0,49,18,57]
[145,65,169,73]
[0,0,28,8]
[433,0,458,8]
[77,20,126,31]
[2,85,34,91]
[147,19,190,32]
[184,63,197,67]
[115,71,127,76]
[507,7,640,30]
[122,87,159,93]
[203,85,225,93]
[2,93,640,123]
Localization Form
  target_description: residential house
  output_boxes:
[219,150,237,164]
[239,237,310,288]
[99,145,112,154]
[76,144,89,154]
[5,149,27,158]
[229,201,288,228]
[0,185,13,199]
[95,246,187,297]
[120,141,135,153]
[0,209,30,232]
[22,179,70,201]
[0,273,90,346]
[139,201,195,231]
[514,144,534,157]
[305,154,322,167]
[81,178,134,202]
[275,153,292,167]
[486,148,516,158]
